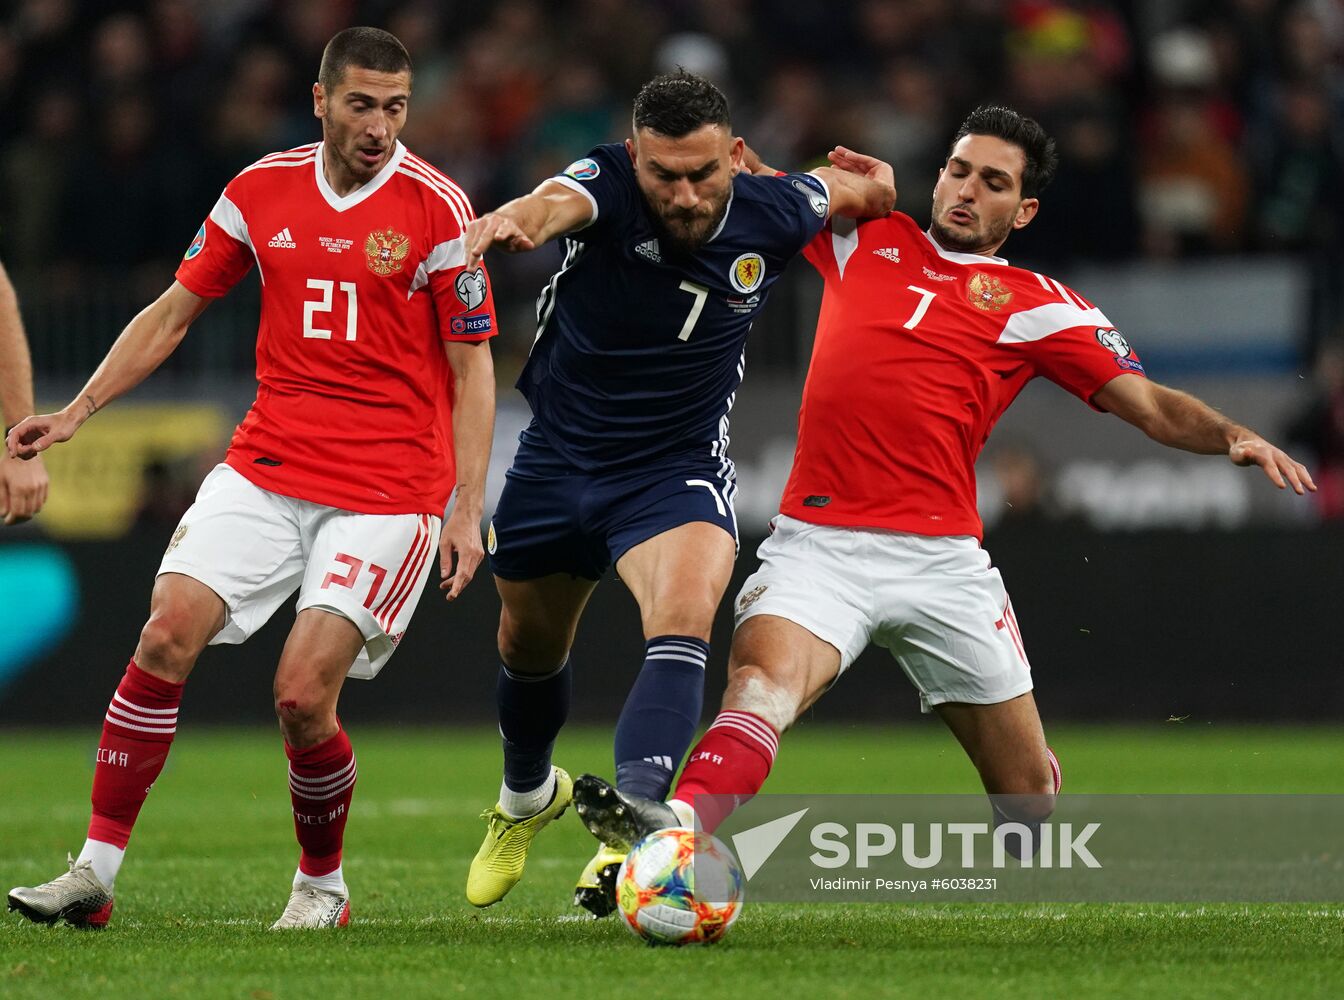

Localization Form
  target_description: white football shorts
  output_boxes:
[733,514,1033,713]
[158,464,441,679]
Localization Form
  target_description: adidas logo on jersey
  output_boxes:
[268,227,297,249]
[873,247,901,263]
[634,239,661,263]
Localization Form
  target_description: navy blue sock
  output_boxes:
[498,659,571,793]
[613,635,708,801]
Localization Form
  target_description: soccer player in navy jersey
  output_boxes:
[460,70,895,915]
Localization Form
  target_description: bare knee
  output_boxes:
[135,613,205,682]
[722,663,802,734]
[274,681,337,749]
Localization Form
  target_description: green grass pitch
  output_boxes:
[2,724,1341,998]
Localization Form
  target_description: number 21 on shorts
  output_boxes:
[321,552,388,609]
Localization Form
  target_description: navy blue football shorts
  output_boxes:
[488,423,739,581]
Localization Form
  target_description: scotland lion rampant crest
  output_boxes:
[365,228,410,276]
[730,253,765,294]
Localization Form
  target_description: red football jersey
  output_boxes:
[781,211,1145,539]
[176,141,496,515]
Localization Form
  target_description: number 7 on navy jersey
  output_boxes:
[677,280,709,341]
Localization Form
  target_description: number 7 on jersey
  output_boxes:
[677,280,709,341]
[903,285,936,330]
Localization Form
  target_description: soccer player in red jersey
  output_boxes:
[573,106,1315,854]
[0,261,49,525]
[5,28,496,929]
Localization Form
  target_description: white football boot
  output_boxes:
[269,881,350,929]
[8,855,115,928]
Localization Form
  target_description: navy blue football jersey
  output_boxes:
[518,142,831,471]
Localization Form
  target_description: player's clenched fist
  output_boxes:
[0,451,48,524]
[465,213,536,269]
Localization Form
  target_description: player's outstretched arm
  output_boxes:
[1093,375,1317,494]
[814,146,897,218]
[438,339,495,601]
[0,261,48,524]
[5,281,210,461]
[740,142,896,218]
[463,182,596,269]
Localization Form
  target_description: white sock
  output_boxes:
[76,839,125,890]
[669,799,698,830]
[295,864,346,895]
[499,769,556,820]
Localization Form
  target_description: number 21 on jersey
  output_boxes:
[304,279,359,341]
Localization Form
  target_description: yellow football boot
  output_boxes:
[572,842,627,918]
[466,767,573,907]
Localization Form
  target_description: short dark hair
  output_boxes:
[632,70,730,138]
[318,27,412,92]
[950,106,1058,198]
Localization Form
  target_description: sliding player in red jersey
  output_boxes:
[6,28,496,929]
[573,106,1314,860]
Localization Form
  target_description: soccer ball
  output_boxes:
[615,827,744,946]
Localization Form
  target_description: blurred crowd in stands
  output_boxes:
[2,1,1341,277]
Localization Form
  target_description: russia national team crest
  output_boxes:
[730,253,765,294]
[166,523,188,554]
[563,158,600,181]
[365,227,410,276]
[737,584,768,613]
[184,224,206,261]
[968,272,1012,311]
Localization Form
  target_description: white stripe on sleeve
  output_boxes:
[408,236,467,296]
[996,301,1112,345]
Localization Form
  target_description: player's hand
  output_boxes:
[464,213,536,270]
[739,143,777,177]
[1229,435,1317,494]
[0,451,49,525]
[438,505,484,601]
[827,146,896,190]
[6,410,80,461]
